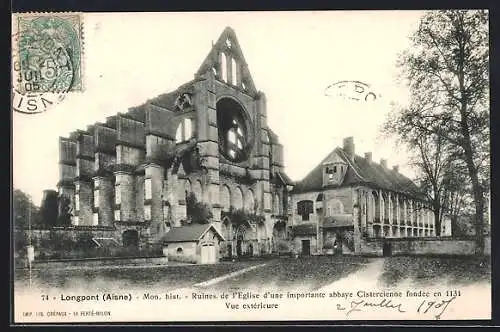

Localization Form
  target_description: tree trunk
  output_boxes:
[433,202,441,236]
[461,119,485,255]
[470,168,485,255]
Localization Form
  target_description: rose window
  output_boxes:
[216,98,252,162]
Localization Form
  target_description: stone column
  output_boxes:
[395,194,401,237]
[361,191,367,230]
[366,194,374,237]
[75,131,95,226]
[145,163,165,240]
[387,192,392,223]
[115,171,135,222]
[379,190,384,222]
[58,136,77,225]
[402,200,407,237]
[195,70,221,227]
[408,200,414,237]
[93,176,114,227]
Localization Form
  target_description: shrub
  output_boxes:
[168,253,197,264]
[186,193,213,224]
[276,239,293,253]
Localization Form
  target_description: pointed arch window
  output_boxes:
[92,212,99,226]
[94,189,100,208]
[115,185,121,205]
[175,118,193,143]
[231,58,237,85]
[221,53,228,83]
[144,178,152,200]
[144,205,151,221]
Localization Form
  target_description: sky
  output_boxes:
[12,10,426,205]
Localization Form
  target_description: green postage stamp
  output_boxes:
[14,13,83,94]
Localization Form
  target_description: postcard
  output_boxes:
[12,10,491,323]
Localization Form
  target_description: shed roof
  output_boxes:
[161,224,225,243]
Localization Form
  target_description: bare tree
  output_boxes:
[385,10,489,253]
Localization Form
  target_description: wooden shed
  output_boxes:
[161,224,225,264]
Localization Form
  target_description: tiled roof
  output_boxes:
[161,224,224,243]
[293,147,423,198]
[276,171,294,186]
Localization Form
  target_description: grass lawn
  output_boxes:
[14,260,261,292]
[209,255,372,291]
[379,255,491,287]
[15,255,490,294]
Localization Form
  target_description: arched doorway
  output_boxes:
[123,229,139,248]
[235,224,251,257]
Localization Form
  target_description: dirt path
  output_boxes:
[316,258,386,291]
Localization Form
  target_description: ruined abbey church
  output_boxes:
[56,27,438,261]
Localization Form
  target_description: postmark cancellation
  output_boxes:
[12,12,84,114]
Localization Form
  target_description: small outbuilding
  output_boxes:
[161,224,225,264]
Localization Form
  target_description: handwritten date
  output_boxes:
[337,296,457,320]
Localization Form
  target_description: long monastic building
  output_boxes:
[56,27,437,259]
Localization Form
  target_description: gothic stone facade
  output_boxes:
[55,26,437,258]
[56,27,293,257]
[290,137,437,256]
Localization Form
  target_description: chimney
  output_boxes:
[343,137,355,160]
[364,152,372,163]
[393,165,399,172]
[380,159,387,168]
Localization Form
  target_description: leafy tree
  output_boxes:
[57,195,73,226]
[384,10,489,253]
[39,190,59,228]
[186,192,212,224]
[13,189,41,229]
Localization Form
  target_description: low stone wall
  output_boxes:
[358,239,384,256]
[16,227,119,246]
[390,238,476,256]
[30,256,170,269]
[358,236,490,257]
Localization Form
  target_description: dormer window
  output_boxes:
[324,161,347,187]
[326,166,336,181]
